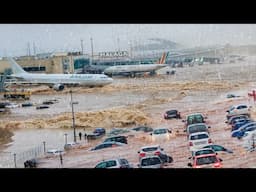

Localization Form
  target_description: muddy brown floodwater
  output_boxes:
[2,56,256,168]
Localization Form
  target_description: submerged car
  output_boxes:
[164,109,181,119]
[131,126,153,132]
[150,128,171,142]
[183,113,206,126]
[87,128,106,140]
[203,145,233,154]
[138,156,164,168]
[95,158,132,168]
[138,145,173,163]
[90,141,126,151]
[103,135,128,144]
[188,154,223,168]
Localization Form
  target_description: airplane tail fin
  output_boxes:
[7,57,28,74]
[158,52,169,64]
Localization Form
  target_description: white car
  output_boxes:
[64,142,81,150]
[46,149,64,156]
[150,128,171,142]
[138,156,164,168]
[95,158,132,168]
[188,132,212,151]
[242,130,256,150]
[226,104,251,119]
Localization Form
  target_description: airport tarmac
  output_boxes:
[1,57,256,167]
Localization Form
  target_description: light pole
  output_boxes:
[64,133,68,145]
[90,37,94,65]
[13,153,17,168]
[70,90,76,143]
[43,141,46,153]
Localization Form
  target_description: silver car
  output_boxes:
[95,158,132,168]
[138,156,163,168]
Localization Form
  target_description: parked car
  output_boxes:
[95,158,132,168]
[131,126,153,132]
[183,113,206,127]
[46,149,64,156]
[164,109,181,119]
[150,128,171,142]
[24,158,38,168]
[188,132,212,151]
[87,128,106,140]
[226,104,251,120]
[203,145,233,154]
[90,141,126,151]
[64,142,81,150]
[36,105,49,110]
[21,102,33,107]
[138,156,164,168]
[231,119,253,132]
[226,114,250,125]
[231,122,256,138]
[187,154,223,168]
[189,148,216,159]
[107,128,130,136]
[138,145,173,163]
[185,123,210,137]
[5,102,19,108]
[103,135,128,144]
[242,130,256,150]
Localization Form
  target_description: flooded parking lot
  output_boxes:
[1,58,256,167]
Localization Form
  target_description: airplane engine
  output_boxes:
[53,84,65,91]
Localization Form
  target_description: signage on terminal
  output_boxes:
[99,51,128,58]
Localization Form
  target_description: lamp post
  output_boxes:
[43,141,46,153]
[90,37,94,65]
[70,90,76,143]
[64,133,68,145]
[13,153,17,168]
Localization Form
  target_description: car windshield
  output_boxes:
[153,129,167,134]
[141,157,161,166]
[195,149,214,156]
[167,110,177,114]
[196,156,218,165]
[190,134,208,140]
[189,125,207,133]
[187,115,204,124]
[142,147,158,152]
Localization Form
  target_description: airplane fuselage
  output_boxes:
[103,64,167,76]
[11,73,113,86]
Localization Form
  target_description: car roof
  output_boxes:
[140,145,160,150]
[101,141,125,145]
[140,155,161,160]
[189,131,209,136]
[47,149,61,152]
[187,113,204,117]
[166,109,178,112]
[194,153,217,158]
[105,135,126,139]
[187,123,207,127]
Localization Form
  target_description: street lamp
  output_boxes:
[70,90,76,143]
[64,133,68,145]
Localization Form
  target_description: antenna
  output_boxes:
[33,42,36,56]
[27,42,31,56]
[80,39,84,55]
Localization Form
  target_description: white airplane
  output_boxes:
[103,52,169,77]
[7,58,113,91]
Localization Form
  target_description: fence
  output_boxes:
[0,143,45,168]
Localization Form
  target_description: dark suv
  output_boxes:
[164,110,181,119]
[103,135,128,144]
[87,128,106,140]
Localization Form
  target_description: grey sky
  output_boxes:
[0,24,256,57]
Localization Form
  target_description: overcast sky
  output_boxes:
[0,24,256,57]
